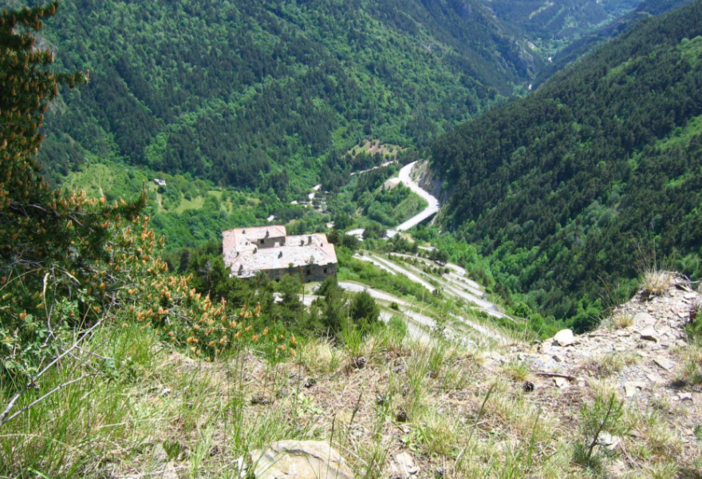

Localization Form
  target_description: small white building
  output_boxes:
[153,178,167,187]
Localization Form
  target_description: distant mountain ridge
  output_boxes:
[533,0,697,86]
[431,0,702,330]
[478,0,641,43]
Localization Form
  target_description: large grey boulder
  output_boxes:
[250,440,353,479]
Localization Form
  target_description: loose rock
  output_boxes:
[598,432,621,451]
[553,329,575,347]
[634,312,654,324]
[654,358,674,371]
[249,441,353,479]
[390,451,419,478]
[553,377,569,388]
[678,392,693,402]
[640,328,658,342]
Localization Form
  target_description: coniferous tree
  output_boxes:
[0,4,236,388]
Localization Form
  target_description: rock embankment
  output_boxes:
[531,276,697,387]
[491,274,702,468]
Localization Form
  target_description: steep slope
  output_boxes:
[479,0,641,47]
[533,0,697,86]
[431,0,702,330]
[17,0,539,190]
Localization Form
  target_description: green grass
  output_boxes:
[173,195,206,213]
[391,192,428,225]
[2,310,698,477]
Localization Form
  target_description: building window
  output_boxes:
[260,239,264,244]
[324,268,328,274]
[306,269,311,275]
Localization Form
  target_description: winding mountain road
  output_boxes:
[346,161,440,239]
[391,161,440,234]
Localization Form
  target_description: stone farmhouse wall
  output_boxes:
[267,263,338,283]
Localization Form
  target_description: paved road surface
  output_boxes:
[346,161,440,239]
[393,161,440,233]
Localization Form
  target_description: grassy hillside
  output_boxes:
[10,0,543,194]
[431,0,702,330]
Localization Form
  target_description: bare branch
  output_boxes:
[536,372,576,381]
[0,316,105,426]
[0,373,98,427]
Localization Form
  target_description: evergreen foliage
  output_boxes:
[482,0,640,46]
[24,0,538,192]
[533,0,697,87]
[432,0,702,331]
[0,4,293,390]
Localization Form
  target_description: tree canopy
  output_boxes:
[432,0,702,331]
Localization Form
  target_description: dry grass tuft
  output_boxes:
[502,360,531,382]
[641,270,675,296]
[613,311,635,329]
[4,311,702,478]
[585,352,639,378]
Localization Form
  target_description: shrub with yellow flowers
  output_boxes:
[0,3,295,387]
[157,300,297,363]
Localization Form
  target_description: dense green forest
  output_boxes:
[1,0,657,259]
[431,0,702,331]
[479,0,640,51]
[9,0,545,194]
[533,0,696,86]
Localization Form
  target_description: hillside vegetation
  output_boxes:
[5,4,702,479]
[533,0,697,86]
[479,0,640,52]
[431,0,702,331]
[23,0,540,192]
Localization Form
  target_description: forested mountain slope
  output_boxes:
[533,0,696,86]
[11,0,539,191]
[478,0,640,49]
[431,0,702,331]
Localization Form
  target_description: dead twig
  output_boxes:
[0,316,106,427]
[0,373,99,427]
[536,372,576,381]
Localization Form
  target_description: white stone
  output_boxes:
[484,352,506,364]
[554,377,569,388]
[553,329,575,347]
[624,381,645,397]
[634,312,654,324]
[250,441,353,479]
[654,358,674,371]
[391,452,419,478]
[598,432,621,450]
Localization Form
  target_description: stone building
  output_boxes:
[222,226,338,282]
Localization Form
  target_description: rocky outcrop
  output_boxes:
[500,276,702,450]
[414,161,449,205]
